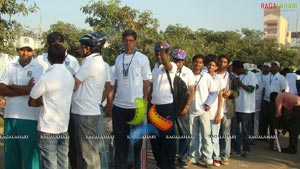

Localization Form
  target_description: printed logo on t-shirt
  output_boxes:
[65,61,70,66]
[27,71,32,77]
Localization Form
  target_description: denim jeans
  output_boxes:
[189,112,213,164]
[99,106,109,169]
[71,114,100,169]
[210,120,221,161]
[219,115,231,161]
[38,131,69,169]
[176,113,191,162]
[231,112,252,153]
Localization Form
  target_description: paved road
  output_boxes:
[0,129,299,169]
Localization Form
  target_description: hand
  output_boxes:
[222,90,231,99]
[0,97,6,107]
[215,113,221,124]
[28,78,35,88]
[37,97,43,106]
[179,107,188,116]
[204,105,210,111]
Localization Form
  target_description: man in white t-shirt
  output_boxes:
[189,54,216,167]
[206,57,226,167]
[149,41,177,169]
[34,32,79,75]
[260,61,287,150]
[110,30,152,169]
[0,36,43,169]
[29,44,74,168]
[231,60,257,158]
[171,48,195,168]
[71,33,111,168]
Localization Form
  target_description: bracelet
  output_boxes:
[185,105,190,109]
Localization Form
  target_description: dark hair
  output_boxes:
[205,54,217,65]
[206,57,218,66]
[192,54,205,62]
[218,54,231,64]
[47,32,64,45]
[122,29,137,40]
[232,60,244,69]
[48,44,66,64]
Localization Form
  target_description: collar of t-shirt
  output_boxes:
[84,53,102,61]
[14,58,36,68]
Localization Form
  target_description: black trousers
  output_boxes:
[112,105,142,169]
[259,100,276,137]
[287,106,300,152]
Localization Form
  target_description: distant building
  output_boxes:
[264,8,291,47]
[291,32,300,47]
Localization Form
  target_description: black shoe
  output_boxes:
[242,151,251,158]
[178,158,189,168]
[281,148,297,154]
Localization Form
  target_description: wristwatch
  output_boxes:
[160,46,164,49]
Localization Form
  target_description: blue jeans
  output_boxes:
[231,112,252,153]
[219,115,231,160]
[210,121,221,161]
[189,113,213,164]
[99,106,109,169]
[176,113,191,162]
[71,114,100,169]
[38,131,69,169]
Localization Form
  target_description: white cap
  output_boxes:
[263,62,271,68]
[243,63,252,70]
[16,36,35,50]
[271,60,280,67]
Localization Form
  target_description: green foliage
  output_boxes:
[0,0,38,55]
[81,0,159,65]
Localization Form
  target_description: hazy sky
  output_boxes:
[10,0,300,32]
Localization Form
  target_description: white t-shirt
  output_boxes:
[286,72,299,95]
[151,62,177,105]
[113,52,152,108]
[0,59,43,120]
[30,64,74,134]
[190,72,216,117]
[35,53,80,75]
[255,72,264,111]
[263,72,287,102]
[210,74,226,120]
[177,65,195,87]
[235,71,257,113]
[72,53,111,115]
[216,71,230,114]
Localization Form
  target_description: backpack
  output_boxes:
[166,70,189,114]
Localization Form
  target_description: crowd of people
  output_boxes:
[0,29,299,169]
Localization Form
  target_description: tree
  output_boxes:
[81,0,159,65]
[0,0,38,55]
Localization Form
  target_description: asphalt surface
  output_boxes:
[0,126,299,169]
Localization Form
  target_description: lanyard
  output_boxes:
[122,52,135,77]
[195,73,203,89]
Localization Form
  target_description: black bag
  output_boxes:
[166,70,189,114]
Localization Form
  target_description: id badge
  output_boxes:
[123,77,129,85]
